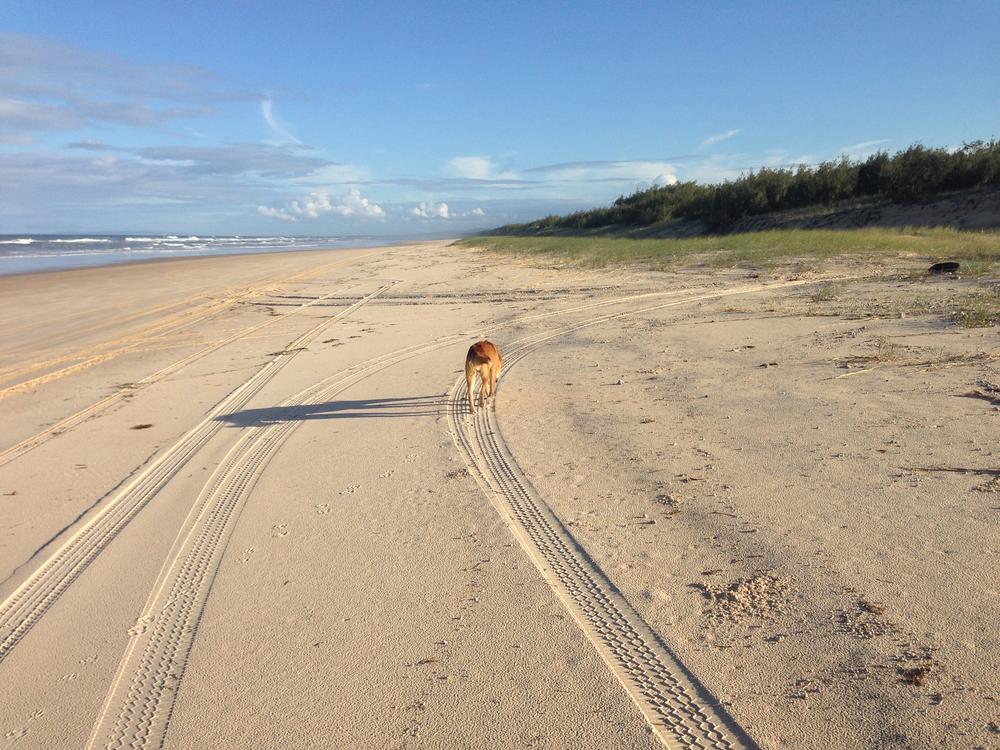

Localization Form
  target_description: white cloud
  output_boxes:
[447,156,492,179]
[260,96,302,145]
[700,129,742,148]
[839,139,889,157]
[0,97,85,131]
[446,156,518,181]
[0,32,241,141]
[290,162,370,185]
[257,189,384,221]
[257,205,297,221]
[410,201,451,218]
[408,202,488,220]
[532,159,680,187]
[335,188,385,217]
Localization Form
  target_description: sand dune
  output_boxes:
[0,242,996,748]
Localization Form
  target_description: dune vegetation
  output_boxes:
[495,141,1000,234]
[459,227,1000,272]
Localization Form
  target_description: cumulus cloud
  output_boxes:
[410,201,451,218]
[256,205,297,221]
[408,202,489,220]
[699,129,742,148]
[335,188,385,217]
[257,189,385,221]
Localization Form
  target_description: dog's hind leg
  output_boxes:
[488,365,497,407]
[465,361,477,415]
[477,365,489,410]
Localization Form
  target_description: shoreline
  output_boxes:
[0,236,460,279]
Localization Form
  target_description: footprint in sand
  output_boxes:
[240,547,255,563]
[315,503,331,514]
[403,454,418,464]
[4,710,44,741]
[379,469,395,479]
[58,672,79,683]
[339,484,361,495]
[79,654,98,666]
[271,524,288,538]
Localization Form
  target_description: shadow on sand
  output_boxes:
[215,394,451,427]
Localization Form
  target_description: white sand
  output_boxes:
[0,242,996,748]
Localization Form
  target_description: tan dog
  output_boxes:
[465,340,502,414]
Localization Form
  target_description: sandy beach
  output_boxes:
[0,241,997,749]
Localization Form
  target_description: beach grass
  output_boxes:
[953,287,1000,327]
[457,227,1000,272]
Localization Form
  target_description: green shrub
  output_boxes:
[494,140,1000,234]
[856,151,890,195]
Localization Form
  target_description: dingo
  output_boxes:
[465,340,502,414]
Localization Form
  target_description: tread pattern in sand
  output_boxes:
[0,275,377,468]
[85,280,817,748]
[0,285,393,665]
[88,328,470,749]
[441,285,826,749]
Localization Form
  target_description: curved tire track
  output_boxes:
[87,332,469,750]
[0,250,360,393]
[444,282,825,748]
[1,289,340,468]
[1,280,703,666]
[0,290,254,398]
[88,279,816,749]
[0,284,394,665]
[0,265,371,467]
[84,286,728,749]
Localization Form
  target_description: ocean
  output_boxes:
[0,234,401,276]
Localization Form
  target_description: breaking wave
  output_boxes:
[0,234,393,276]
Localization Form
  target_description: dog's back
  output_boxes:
[465,340,502,413]
[466,340,501,369]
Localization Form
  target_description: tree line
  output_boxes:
[502,140,1000,233]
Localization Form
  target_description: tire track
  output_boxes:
[84,288,719,749]
[87,333,468,750]
[1,286,349,468]
[0,279,693,662]
[0,250,372,399]
[0,292,253,396]
[444,282,823,748]
[0,284,394,665]
[87,278,816,749]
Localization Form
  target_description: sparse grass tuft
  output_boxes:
[954,288,1000,328]
[959,258,1000,276]
[810,282,841,302]
[874,337,899,362]
[458,227,1000,272]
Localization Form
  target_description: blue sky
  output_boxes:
[2,1,998,235]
